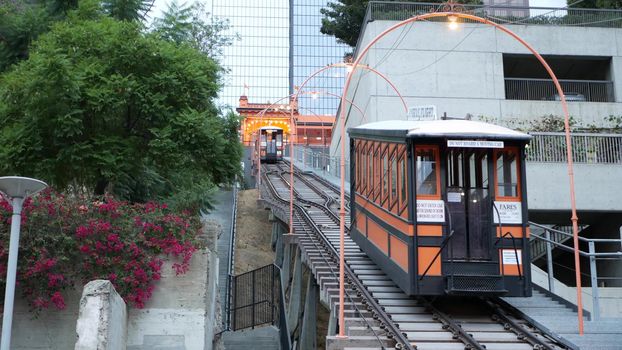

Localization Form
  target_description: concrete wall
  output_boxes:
[127,250,218,350]
[331,20,622,157]
[526,162,622,212]
[9,288,81,349]
[5,248,218,350]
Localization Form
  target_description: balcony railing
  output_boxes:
[527,132,622,164]
[365,1,622,28]
[505,78,615,102]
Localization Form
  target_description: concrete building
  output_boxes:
[327,2,622,293]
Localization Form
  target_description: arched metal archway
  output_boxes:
[335,9,584,339]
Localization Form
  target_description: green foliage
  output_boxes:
[0,2,53,71]
[0,0,171,73]
[0,16,241,210]
[528,115,577,132]
[320,0,480,48]
[101,0,152,21]
[568,0,622,9]
[151,0,236,61]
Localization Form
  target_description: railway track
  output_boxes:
[261,162,573,350]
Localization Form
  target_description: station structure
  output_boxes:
[236,95,334,148]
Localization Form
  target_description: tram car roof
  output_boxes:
[259,126,284,131]
[348,119,531,142]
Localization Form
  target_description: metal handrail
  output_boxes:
[420,201,454,280]
[530,221,622,245]
[526,133,622,164]
[225,184,238,330]
[529,221,622,320]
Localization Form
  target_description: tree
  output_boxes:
[321,0,481,48]
[101,0,153,21]
[567,0,621,8]
[0,0,152,73]
[0,14,241,210]
[0,2,53,71]
[151,0,236,62]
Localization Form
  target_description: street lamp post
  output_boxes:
[0,176,48,350]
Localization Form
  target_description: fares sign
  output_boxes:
[416,200,445,223]
[493,201,522,224]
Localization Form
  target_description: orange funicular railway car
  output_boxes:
[259,126,284,163]
[349,119,532,296]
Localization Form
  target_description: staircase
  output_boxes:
[503,287,622,350]
[222,326,281,350]
[530,223,589,262]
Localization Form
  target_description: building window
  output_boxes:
[503,54,614,102]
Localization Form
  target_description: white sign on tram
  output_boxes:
[407,105,437,121]
[416,199,445,223]
[447,140,504,148]
[493,201,522,224]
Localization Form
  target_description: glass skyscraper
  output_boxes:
[211,0,350,115]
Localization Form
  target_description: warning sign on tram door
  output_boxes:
[502,249,522,265]
[416,200,445,223]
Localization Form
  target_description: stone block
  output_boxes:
[75,280,127,350]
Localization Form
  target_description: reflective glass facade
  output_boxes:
[212,0,290,109]
[212,0,349,114]
[292,0,350,115]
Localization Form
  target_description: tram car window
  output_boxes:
[348,119,532,297]
[258,126,284,163]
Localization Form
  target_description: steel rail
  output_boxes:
[484,298,559,350]
[263,164,414,350]
[262,162,573,350]
[262,167,397,349]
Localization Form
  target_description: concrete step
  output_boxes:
[222,326,280,350]
[326,335,395,349]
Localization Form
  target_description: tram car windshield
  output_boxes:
[348,119,532,297]
[258,126,284,163]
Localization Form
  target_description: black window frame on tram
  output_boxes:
[381,144,389,208]
[390,148,398,212]
[374,142,381,203]
[368,144,374,199]
[398,148,407,215]
[359,140,368,194]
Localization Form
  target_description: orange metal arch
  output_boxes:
[337,11,583,337]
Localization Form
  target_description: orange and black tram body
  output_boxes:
[349,119,532,297]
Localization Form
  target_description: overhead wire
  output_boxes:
[372,0,593,77]
[365,0,528,75]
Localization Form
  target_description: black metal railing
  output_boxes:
[224,185,238,330]
[526,133,622,164]
[230,264,280,331]
[365,1,622,28]
[505,78,614,102]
